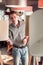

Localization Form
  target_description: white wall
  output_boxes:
[29,9,43,47]
[0,20,9,41]
[29,10,43,56]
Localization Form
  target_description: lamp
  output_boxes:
[38,0,43,8]
[0,0,2,2]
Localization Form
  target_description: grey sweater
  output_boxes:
[9,21,25,47]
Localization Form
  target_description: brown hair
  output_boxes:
[5,10,17,15]
[10,11,17,15]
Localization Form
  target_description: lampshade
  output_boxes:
[5,5,33,11]
[0,0,2,2]
[38,0,43,8]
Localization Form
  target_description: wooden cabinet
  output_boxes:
[0,0,6,4]
[0,0,19,5]
[6,0,19,5]
[0,0,6,10]
[2,0,6,4]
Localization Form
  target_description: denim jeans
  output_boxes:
[12,46,28,65]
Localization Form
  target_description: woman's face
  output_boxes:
[10,13,18,25]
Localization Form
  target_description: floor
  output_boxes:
[31,57,43,65]
[0,47,13,65]
[0,47,43,65]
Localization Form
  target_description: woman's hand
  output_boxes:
[23,38,27,45]
[6,37,13,45]
[6,38,13,53]
[23,36,29,46]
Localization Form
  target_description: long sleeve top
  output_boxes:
[9,20,25,47]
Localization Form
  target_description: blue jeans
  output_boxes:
[12,46,28,65]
